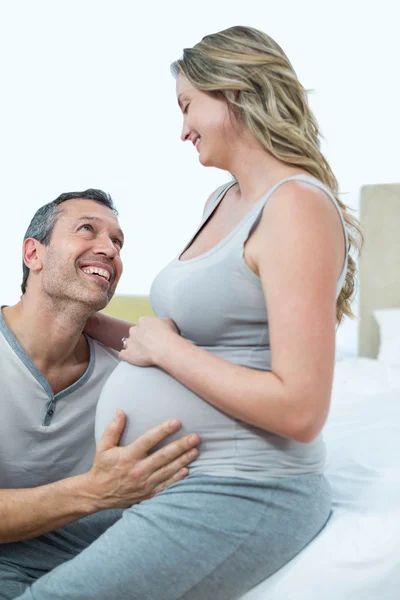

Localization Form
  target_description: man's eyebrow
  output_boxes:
[75,216,124,241]
[76,216,98,222]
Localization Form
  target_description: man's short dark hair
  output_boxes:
[21,189,118,294]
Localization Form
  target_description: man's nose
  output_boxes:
[94,236,118,258]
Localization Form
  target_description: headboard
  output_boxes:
[102,295,154,323]
[358,183,400,358]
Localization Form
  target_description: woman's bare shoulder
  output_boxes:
[256,179,345,258]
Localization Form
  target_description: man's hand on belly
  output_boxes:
[81,411,200,509]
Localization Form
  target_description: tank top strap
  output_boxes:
[177,181,236,260]
[240,174,349,281]
[246,174,347,233]
[202,181,236,221]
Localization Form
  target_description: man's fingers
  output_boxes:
[124,419,184,457]
[151,468,189,496]
[145,441,199,487]
[96,410,126,452]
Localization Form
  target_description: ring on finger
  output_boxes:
[121,337,127,349]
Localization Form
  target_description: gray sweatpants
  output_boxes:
[1,474,331,600]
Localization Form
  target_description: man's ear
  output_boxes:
[23,238,44,273]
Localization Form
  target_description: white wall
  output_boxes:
[0,0,399,355]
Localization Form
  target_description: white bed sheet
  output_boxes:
[241,358,400,600]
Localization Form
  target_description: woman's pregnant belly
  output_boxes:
[95,360,323,478]
[95,361,238,467]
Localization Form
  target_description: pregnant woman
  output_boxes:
[17,25,362,600]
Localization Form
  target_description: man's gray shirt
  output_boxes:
[0,310,119,488]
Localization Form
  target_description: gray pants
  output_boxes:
[1,474,331,600]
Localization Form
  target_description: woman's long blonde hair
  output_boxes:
[171,26,363,324]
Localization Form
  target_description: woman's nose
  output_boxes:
[181,122,191,142]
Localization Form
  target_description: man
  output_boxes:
[0,189,199,599]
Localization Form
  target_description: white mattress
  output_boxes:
[241,358,400,599]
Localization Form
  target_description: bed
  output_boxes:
[241,183,400,599]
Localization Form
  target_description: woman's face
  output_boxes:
[176,74,238,169]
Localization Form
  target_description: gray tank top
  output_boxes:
[95,174,348,480]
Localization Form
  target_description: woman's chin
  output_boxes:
[198,152,208,166]
[198,151,228,171]
[199,153,217,168]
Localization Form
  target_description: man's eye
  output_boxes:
[78,224,93,232]
[112,238,123,249]
[183,103,190,114]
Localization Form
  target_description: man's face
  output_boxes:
[37,199,124,311]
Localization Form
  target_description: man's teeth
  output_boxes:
[195,138,200,148]
[82,267,110,281]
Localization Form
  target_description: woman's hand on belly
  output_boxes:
[119,317,180,367]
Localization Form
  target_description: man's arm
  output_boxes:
[84,312,132,351]
[0,412,199,543]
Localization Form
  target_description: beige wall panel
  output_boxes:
[359,184,400,358]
